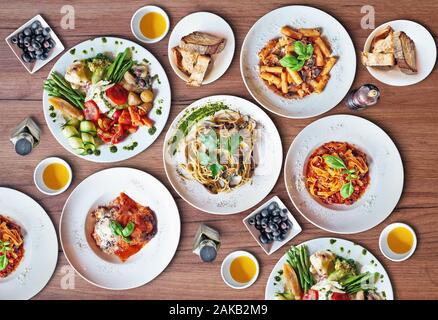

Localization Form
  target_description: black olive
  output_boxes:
[270,223,279,231]
[268,202,277,211]
[45,27,51,33]
[27,46,35,52]
[265,226,272,233]
[28,52,35,59]
[272,230,280,237]
[35,28,42,35]
[42,41,50,49]
[35,49,43,55]
[36,35,44,43]
[261,209,269,217]
[49,38,56,47]
[248,218,255,225]
[255,213,261,221]
[31,21,40,29]
[273,216,281,224]
[255,224,262,230]
[33,42,41,50]
[22,53,31,63]
[273,209,281,216]
[40,52,49,60]
[11,37,18,44]
[17,42,23,49]
[259,234,268,244]
[280,222,288,230]
[276,233,286,241]
[18,32,24,40]
[23,28,32,36]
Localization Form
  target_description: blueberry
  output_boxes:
[23,28,32,36]
[261,209,269,217]
[248,218,255,225]
[11,36,18,44]
[22,53,31,63]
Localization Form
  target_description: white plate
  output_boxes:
[284,115,403,234]
[163,95,283,214]
[168,12,235,85]
[0,188,58,300]
[265,237,394,300]
[60,168,180,290]
[5,14,64,74]
[43,36,171,163]
[240,5,356,119]
[364,20,437,86]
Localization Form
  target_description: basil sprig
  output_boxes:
[323,155,358,199]
[0,240,13,271]
[110,220,135,243]
[280,41,314,71]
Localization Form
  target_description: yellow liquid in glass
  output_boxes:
[43,163,70,190]
[387,226,414,254]
[139,12,166,39]
[230,256,257,283]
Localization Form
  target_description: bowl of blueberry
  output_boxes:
[5,14,64,74]
[243,196,302,255]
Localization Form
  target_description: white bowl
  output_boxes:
[221,251,259,289]
[5,14,64,74]
[243,196,302,255]
[130,6,170,44]
[34,157,72,195]
[379,222,417,262]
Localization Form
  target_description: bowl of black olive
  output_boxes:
[243,196,302,255]
[5,14,64,73]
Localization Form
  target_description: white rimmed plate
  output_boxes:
[284,114,403,234]
[240,5,356,119]
[163,95,283,214]
[60,168,180,290]
[363,20,437,86]
[43,36,171,163]
[265,237,394,300]
[0,188,58,300]
[168,12,235,85]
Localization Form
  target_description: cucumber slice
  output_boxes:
[84,142,96,152]
[73,148,86,155]
[62,125,79,138]
[68,136,84,149]
[65,118,80,128]
[81,132,95,145]
[80,120,97,133]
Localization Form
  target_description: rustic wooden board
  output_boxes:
[0,0,437,299]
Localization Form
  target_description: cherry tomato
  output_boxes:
[111,125,124,145]
[84,100,100,121]
[112,109,122,123]
[302,289,319,300]
[331,292,350,300]
[118,110,132,125]
[106,84,128,105]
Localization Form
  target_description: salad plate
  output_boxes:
[43,36,171,163]
[60,168,180,290]
[265,237,393,300]
[163,95,282,214]
[0,188,58,300]
[284,115,403,234]
[240,5,356,118]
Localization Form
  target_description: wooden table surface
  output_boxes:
[1,0,437,300]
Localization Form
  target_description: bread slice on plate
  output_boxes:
[180,32,225,55]
[393,31,417,74]
[361,52,395,67]
[188,55,211,87]
[172,46,199,76]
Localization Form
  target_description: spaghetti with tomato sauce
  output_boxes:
[0,216,24,278]
[305,142,370,205]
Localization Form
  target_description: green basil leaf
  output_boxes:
[110,220,123,236]
[210,163,224,177]
[122,222,135,237]
[280,55,299,68]
[340,182,354,199]
[0,255,8,271]
[294,41,305,56]
[287,60,305,71]
[323,155,347,169]
[306,43,314,56]
[198,152,210,166]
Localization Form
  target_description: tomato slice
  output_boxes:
[331,292,350,300]
[106,84,128,105]
[111,125,124,145]
[112,109,122,123]
[84,100,100,121]
[302,289,319,300]
[118,110,132,125]
[97,129,113,143]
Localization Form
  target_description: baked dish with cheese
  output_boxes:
[91,193,157,262]
[305,142,370,205]
[0,215,25,278]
